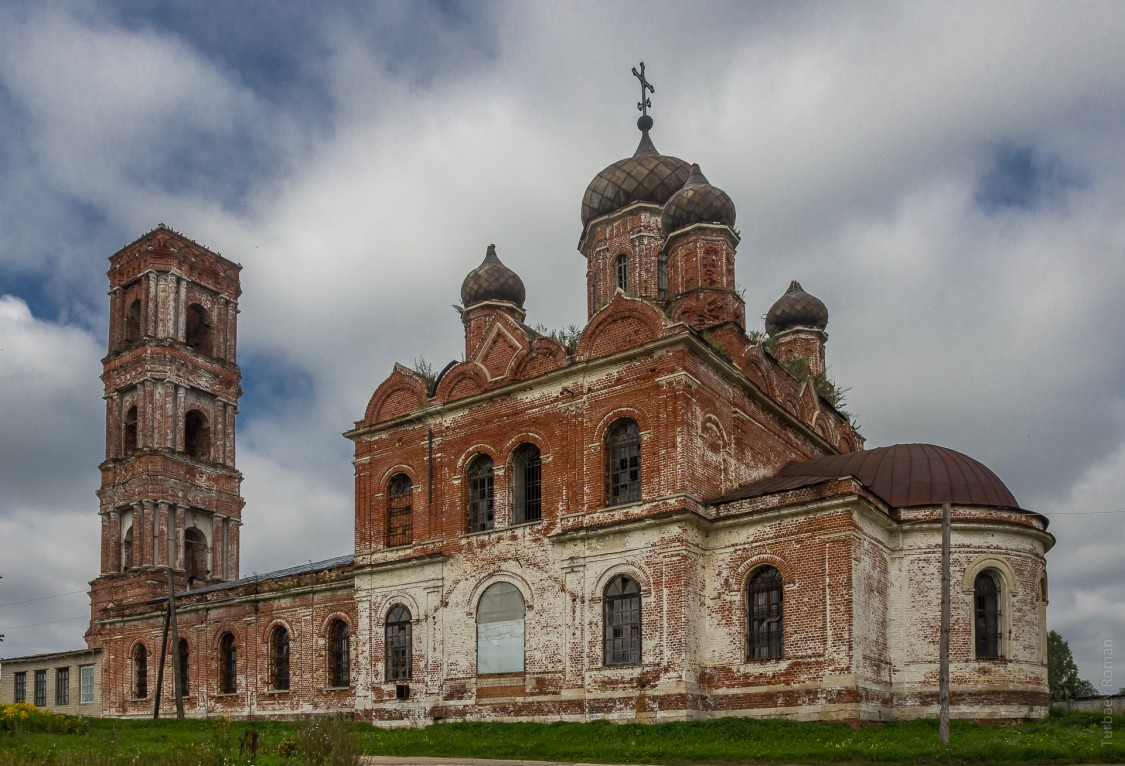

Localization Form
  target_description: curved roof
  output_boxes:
[776,443,1021,509]
[661,163,737,236]
[460,244,526,308]
[765,280,829,336]
[581,129,691,227]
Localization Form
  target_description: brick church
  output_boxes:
[78,100,1053,724]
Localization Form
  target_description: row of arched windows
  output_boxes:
[122,407,211,460]
[128,567,1010,699]
[382,419,641,548]
[129,620,352,699]
[612,253,669,299]
[122,299,213,357]
[121,524,208,580]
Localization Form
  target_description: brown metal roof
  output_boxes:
[715,443,1021,510]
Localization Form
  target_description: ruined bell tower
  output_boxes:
[89,226,244,612]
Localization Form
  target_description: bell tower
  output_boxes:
[90,225,244,609]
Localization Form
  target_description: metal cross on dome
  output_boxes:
[632,62,654,116]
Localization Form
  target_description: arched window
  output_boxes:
[510,443,541,524]
[184,410,210,460]
[605,419,641,506]
[177,638,190,696]
[615,254,628,292]
[219,632,237,693]
[132,644,148,698]
[477,582,525,674]
[466,455,494,532]
[327,620,350,688]
[185,304,212,357]
[657,251,668,299]
[385,605,412,681]
[975,570,1001,659]
[185,526,208,582]
[269,627,290,691]
[386,474,413,548]
[747,567,784,660]
[124,299,141,345]
[122,525,134,571]
[604,575,641,665]
[124,406,138,454]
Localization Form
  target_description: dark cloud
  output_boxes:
[974,143,1086,214]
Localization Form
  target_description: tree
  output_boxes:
[1048,630,1100,700]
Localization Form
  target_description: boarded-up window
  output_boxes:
[476,582,525,675]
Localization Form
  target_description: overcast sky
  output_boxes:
[1,1,1122,689]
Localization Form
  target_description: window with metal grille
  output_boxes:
[55,667,69,705]
[657,251,668,299]
[177,638,190,696]
[34,670,46,707]
[132,644,148,699]
[14,672,26,703]
[615,254,628,292]
[510,444,541,524]
[747,567,784,660]
[328,620,350,688]
[975,571,1001,659]
[219,633,237,693]
[605,419,641,506]
[269,627,290,691]
[79,666,94,704]
[604,575,641,665]
[466,455,494,532]
[385,605,412,681]
[386,474,413,548]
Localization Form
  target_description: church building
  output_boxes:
[68,93,1054,724]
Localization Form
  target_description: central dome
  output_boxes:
[581,127,691,227]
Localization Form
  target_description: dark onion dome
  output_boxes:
[581,123,691,227]
[765,280,829,336]
[661,163,737,235]
[717,443,1023,511]
[460,244,526,308]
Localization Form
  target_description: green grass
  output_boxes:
[0,709,1121,765]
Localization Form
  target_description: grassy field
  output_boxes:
[1,703,1122,765]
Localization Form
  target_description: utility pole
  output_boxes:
[939,502,951,745]
[168,567,185,718]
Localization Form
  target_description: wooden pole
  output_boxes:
[167,567,185,719]
[939,502,951,745]
[153,597,170,719]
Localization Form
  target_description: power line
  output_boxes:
[0,589,87,608]
[0,615,87,630]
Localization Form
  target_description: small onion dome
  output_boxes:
[460,244,526,308]
[581,121,691,227]
[765,280,829,336]
[661,163,737,235]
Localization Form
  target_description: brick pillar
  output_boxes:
[173,505,186,571]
